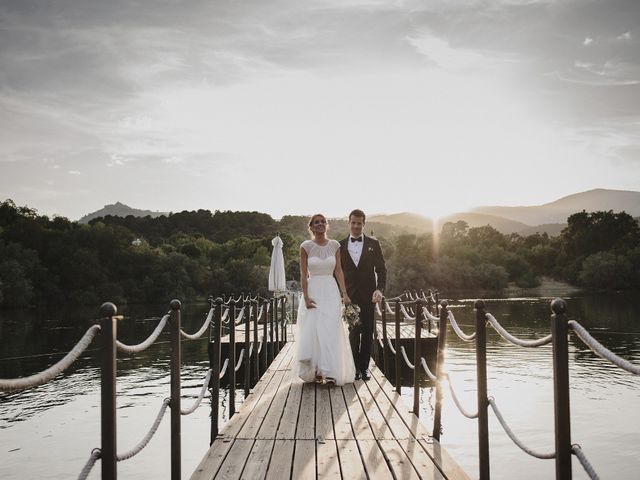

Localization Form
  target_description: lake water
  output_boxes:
[1,293,639,479]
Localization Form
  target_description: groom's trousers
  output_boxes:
[349,300,375,372]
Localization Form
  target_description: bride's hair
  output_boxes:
[308,213,328,238]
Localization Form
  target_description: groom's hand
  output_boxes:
[372,290,383,303]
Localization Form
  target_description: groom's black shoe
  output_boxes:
[355,371,362,381]
[362,369,371,381]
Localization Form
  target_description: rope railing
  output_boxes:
[116,314,169,353]
[181,370,212,415]
[572,444,600,480]
[0,324,101,393]
[420,357,436,381]
[447,310,476,342]
[234,348,245,372]
[220,307,230,324]
[569,320,640,374]
[218,358,229,379]
[422,307,439,323]
[117,398,171,461]
[400,304,415,321]
[488,397,554,459]
[485,313,552,347]
[445,373,478,419]
[6,292,291,480]
[399,345,415,370]
[180,308,214,340]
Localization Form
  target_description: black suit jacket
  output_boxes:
[340,235,387,304]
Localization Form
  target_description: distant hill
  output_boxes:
[436,212,530,234]
[472,189,640,225]
[368,213,433,233]
[78,202,168,224]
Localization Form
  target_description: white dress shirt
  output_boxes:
[347,234,364,267]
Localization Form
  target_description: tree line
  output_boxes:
[1,199,638,307]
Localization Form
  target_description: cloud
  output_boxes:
[68,170,81,175]
[583,37,594,46]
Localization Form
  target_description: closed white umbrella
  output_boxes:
[268,235,286,292]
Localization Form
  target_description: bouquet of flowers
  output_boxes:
[343,303,361,331]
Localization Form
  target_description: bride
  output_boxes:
[294,214,356,385]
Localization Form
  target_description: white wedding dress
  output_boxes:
[294,239,356,385]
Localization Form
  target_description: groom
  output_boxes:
[340,209,387,381]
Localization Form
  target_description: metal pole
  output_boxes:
[169,299,182,480]
[475,300,490,480]
[394,300,401,395]
[262,300,269,369]
[433,300,448,441]
[210,298,223,444]
[100,302,118,480]
[229,300,237,418]
[269,298,275,363]
[274,297,280,355]
[244,299,250,397]
[381,297,389,374]
[253,300,260,382]
[551,298,572,480]
[412,299,423,417]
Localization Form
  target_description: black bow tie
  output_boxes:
[351,236,363,242]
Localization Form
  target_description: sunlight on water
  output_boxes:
[1,295,639,479]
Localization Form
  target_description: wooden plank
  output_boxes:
[364,368,415,439]
[238,370,286,438]
[370,365,471,480]
[222,344,292,439]
[397,438,445,480]
[342,383,375,440]
[316,438,341,478]
[295,382,315,440]
[191,344,293,479]
[241,439,274,480]
[215,438,254,480]
[356,439,394,479]
[335,439,366,479]
[370,365,431,438]
[330,386,354,440]
[315,386,334,440]
[378,439,420,479]
[418,438,471,480]
[354,378,393,439]
[291,439,316,479]
[190,438,235,480]
[265,439,294,480]
[275,381,303,440]
[256,375,293,439]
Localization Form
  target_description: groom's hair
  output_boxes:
[349,209,366,223]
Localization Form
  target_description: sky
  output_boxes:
[1,0,639,221]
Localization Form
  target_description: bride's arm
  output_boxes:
[334,250,351,305]
[300,247,316,308]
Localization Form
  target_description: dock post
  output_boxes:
[169,299,182,480]
[229,300,237,418]
[433,300,448,441]
[381,297,389,373]
[100,302,118,480]
[551,298,572,480]
[253,300,260,382]
[475,300,490,480]
[412,299,423,417]
[274,297,280,355]
[263,300,269,370]
[281,297,287,348]
[394,300,401,394]
[210,298,223,445]
[269,298,275,363]
[244,299,251,397]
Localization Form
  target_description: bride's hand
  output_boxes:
[342,293,351,305]
[305,297,316,309]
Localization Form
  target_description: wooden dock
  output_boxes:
[192,338,470,479]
